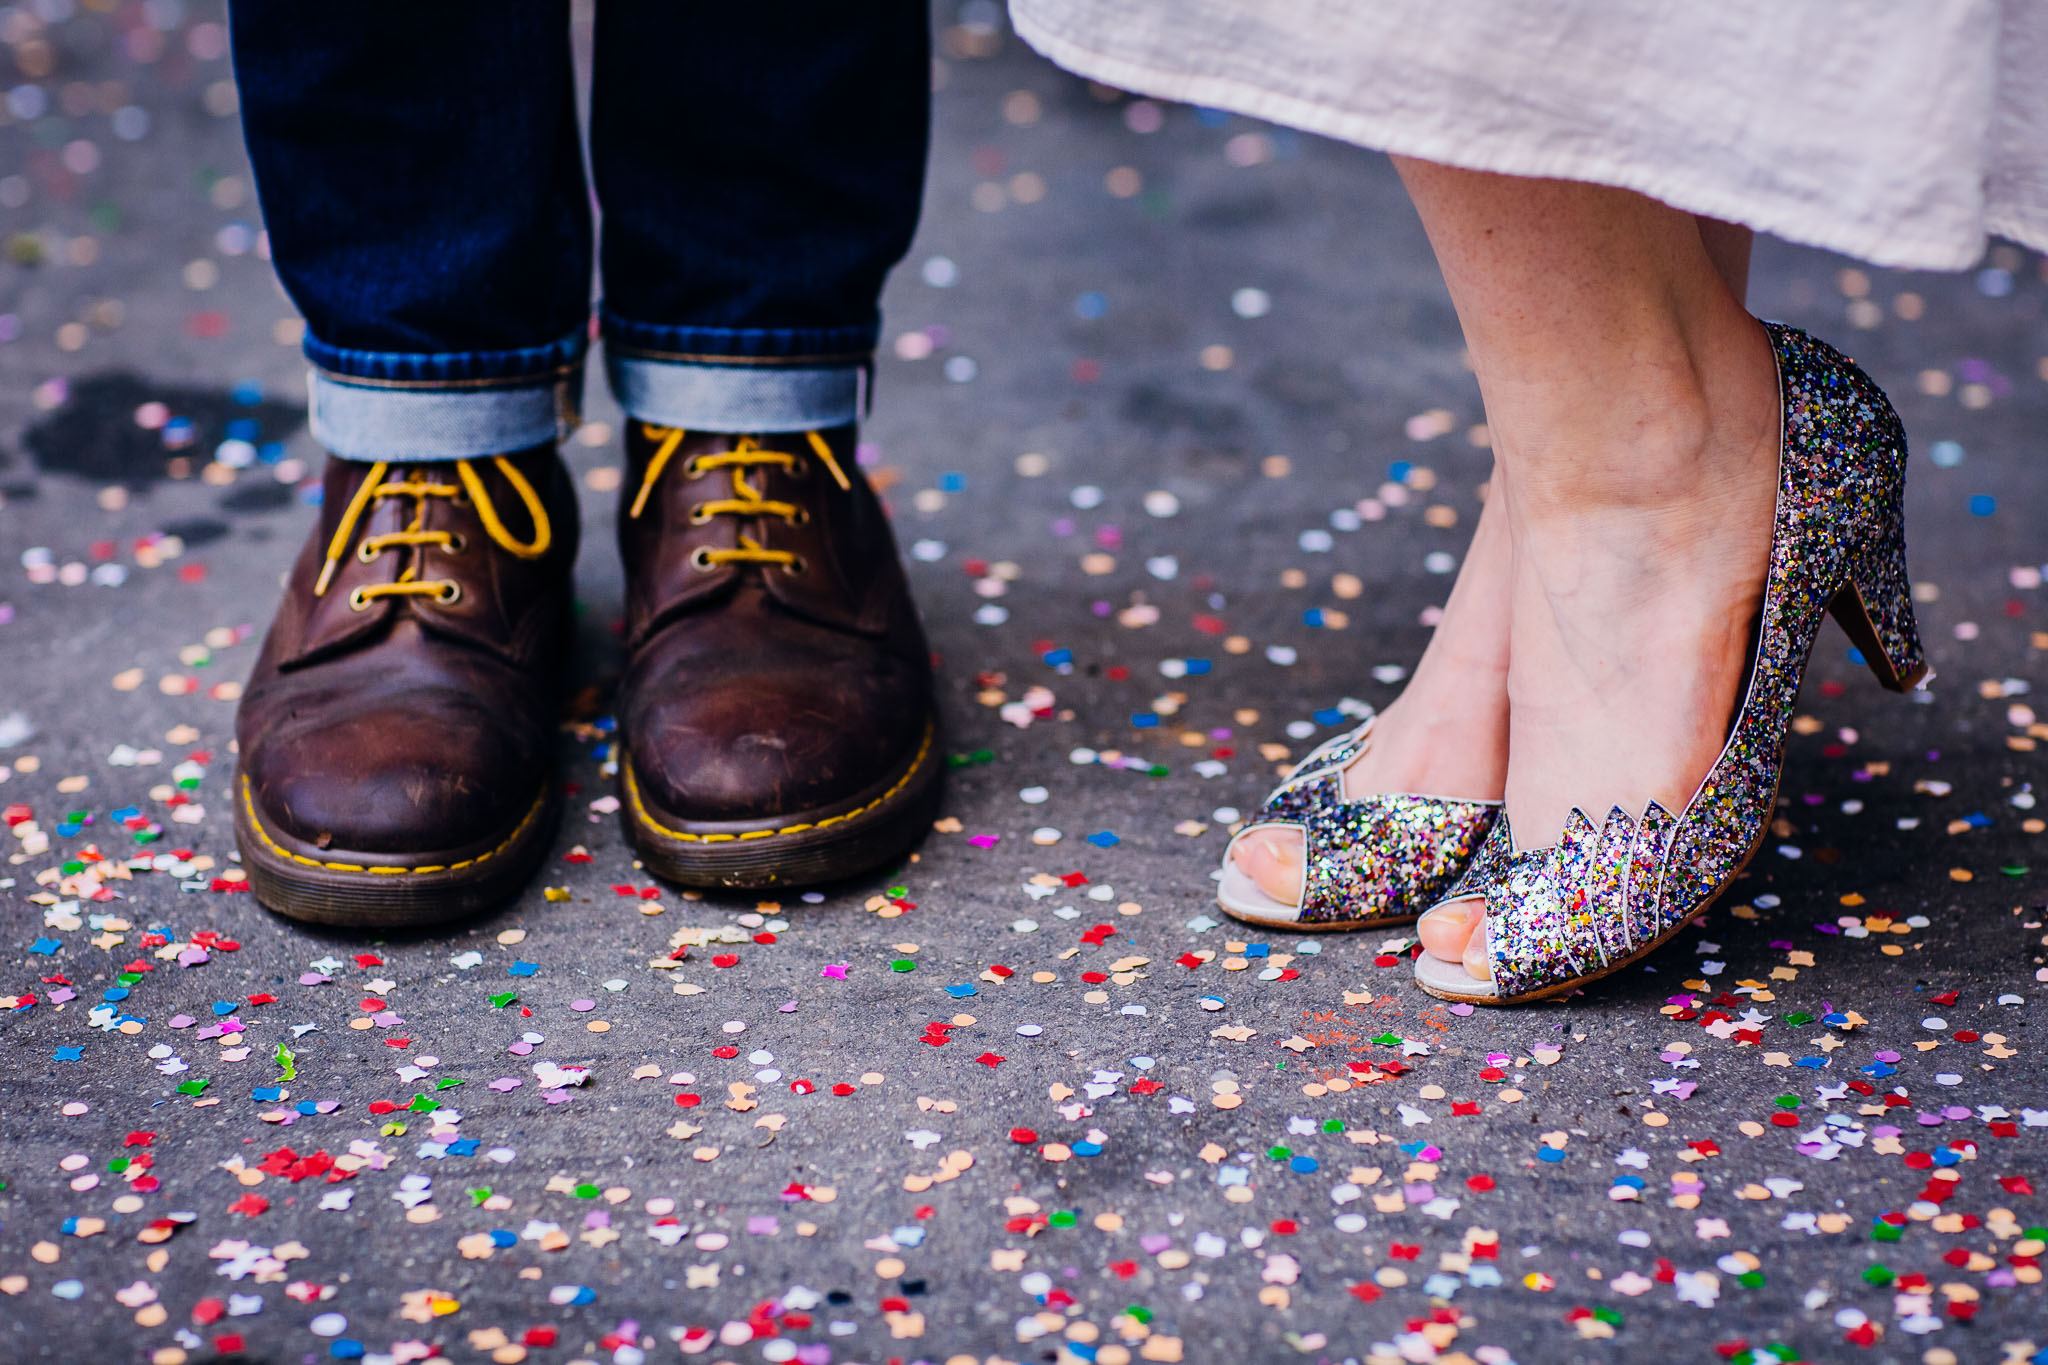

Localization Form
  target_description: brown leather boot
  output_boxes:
[234,447,578,926]
[614,422,941,887]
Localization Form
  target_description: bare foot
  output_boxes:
[1231,475,1511,906]
[1420,321,1780,983]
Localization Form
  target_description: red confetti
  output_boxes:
[974,1053,1006,1068]
[674,1094,702,1108]
[1009,1127,1039,1144]
[227,1194,269,1217]
[712,954,739,968]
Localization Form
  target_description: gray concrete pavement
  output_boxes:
[1,4,2046,1364]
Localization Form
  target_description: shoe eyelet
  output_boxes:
[355,541,381,564]
[785,555,808,576]
[688,547,716,572]
[788,507,811,526]
[688,506,713,525]
[445,532,468,554]
[346,587,372,611]
[434,581,463,605]
[682,457,706,479]
[788,456,809,480]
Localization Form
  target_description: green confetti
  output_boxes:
[273,1042,296,1082]
[434,1077,463,1091]
[467,1187,493,1207]
[408,1094,440,1113]
[488,992,517,1008]
[177,1079,208,1096]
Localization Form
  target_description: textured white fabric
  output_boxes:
[1010,0,2048,270]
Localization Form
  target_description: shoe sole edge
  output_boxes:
[621,715,943,889]
[234,774,559,928]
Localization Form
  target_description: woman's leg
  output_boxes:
[1397,164,1781,979]
[1231,197,1758,911]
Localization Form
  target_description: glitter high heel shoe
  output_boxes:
[1414,323,1928,1003]
[1218,711,1500,930]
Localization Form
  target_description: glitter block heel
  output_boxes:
[1415,322,1923,1004]
[1218,714,1498,930]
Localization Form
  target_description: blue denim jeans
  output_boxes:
[228,4,930,459]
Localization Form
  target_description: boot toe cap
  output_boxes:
[626,676,925,823]
[243,700,545,857]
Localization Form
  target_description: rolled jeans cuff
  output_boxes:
[303,332,586,461]
[600,313,874,432]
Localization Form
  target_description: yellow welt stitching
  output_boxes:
[626,720,934,844]
[240,774,545,876]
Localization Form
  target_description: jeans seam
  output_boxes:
[601,343,870,369]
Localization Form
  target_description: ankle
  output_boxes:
[1486,315,1777,520]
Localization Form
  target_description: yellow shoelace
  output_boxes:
[313,456,552,608]
[628,425,850,571]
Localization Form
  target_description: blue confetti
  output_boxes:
[1072,1141,1104,1157]
[944,983,979,998]
[1970,494,1996,516]
[29,938,61,955]
[446,1139,479,1156]
[489,1229,518,1248]
[211,1000,237,1015]
[1183,658,1212,675]
[1086,831,1120,848]
[1536,1147,1566,1163]
[1130,713,1160,728]
[508,962,539,977]
[52,1046,83,1062]
[1312,708,1346,726]
[1041,647,1073,667]
[103,987,129,1002]
[1288,1155,1319,1174]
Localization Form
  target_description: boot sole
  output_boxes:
[235,773,559,928]
[621,715,943,889]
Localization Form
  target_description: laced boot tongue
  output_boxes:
[285,450,563,667]
[620,425,886,644]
